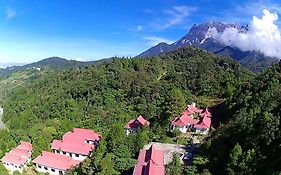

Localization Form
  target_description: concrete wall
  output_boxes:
[172,125,188,133]
[54,149,88,161]
[35,163,65,175]
[2,161,26,173]
[125,128,137,136]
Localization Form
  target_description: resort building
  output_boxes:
[1,141,32,173]
[125,115,150,135]
[171,103,212,134]
[33,151,80,175]
[51,128,102,161]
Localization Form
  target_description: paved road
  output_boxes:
[0,107,6,129]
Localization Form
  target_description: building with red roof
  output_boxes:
[1,141,32,173]
[51,128,101,161]
[171,103,212,134]
[133,145,164,175]
[16,141,33,152]
[171,114,199,133]
[33,151,80,175]
[125,115,150,135]
[195,115,211,134]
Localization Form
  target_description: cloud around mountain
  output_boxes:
[210,9,281,59]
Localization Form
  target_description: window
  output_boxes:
[75,154,79,157]
[51,169,55,172]
[63,151,66,155]
[38,165,42,168]
[44,167,48,170]
[69,153,72,157]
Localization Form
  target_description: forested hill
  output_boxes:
[200,61,281,174]
[0,57,113,78]
[0,47,253,174]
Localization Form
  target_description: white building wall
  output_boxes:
[35,163,65,175]
[2,162,26,173]
[54,150,88,161]
[125,128,137,136]
[195,128,209,135]
[172,125,188,133]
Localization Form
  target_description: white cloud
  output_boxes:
[143,36,174,46]
[217,1,281,24]
[152,5,196,30]
[210,9,281,58]
[6,7,16,20]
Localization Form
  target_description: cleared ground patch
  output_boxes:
[144,142,191,165]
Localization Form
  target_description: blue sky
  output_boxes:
[0,0,281,63]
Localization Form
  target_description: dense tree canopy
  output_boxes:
[201,61,281,175]
[0,47,253,174]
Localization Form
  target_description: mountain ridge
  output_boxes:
[0,56,113,78]
[138,21,279,72]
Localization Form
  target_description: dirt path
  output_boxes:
[0,107,7,129]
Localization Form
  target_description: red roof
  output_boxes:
[52,140,95,155]
[1,153,29,165]
[51,128,101,155]
[64,128,102,141]
[199,108,211,117]
[33,151,80,171]
[9,148,31,158]
[1,141,32,166]
[125,115,150,129]
[195,115,211,129]
[171,115,199,126]
[16,141,33,152]
[134,145,164,175]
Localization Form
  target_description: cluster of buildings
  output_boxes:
[128,103,211,175]
[171,103,212,134]
[125,115,150,135]
[1,128,101,175]
[1,103,211,175]
[125,103,212,136]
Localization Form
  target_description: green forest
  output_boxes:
[0,46,279,175]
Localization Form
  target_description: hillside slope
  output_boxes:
[201,61,281,175]
[0,57,113,78]
[0,47,253,174]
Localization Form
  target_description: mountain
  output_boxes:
[0,57,113,78]
[214,46,279,72]
[138,22,279,72]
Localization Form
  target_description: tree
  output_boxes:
[166,154,183,175]
[97,153,120,175]
[184,165,198,175]
[163,87,186,126]
[226,143,243,175]
[0,164,8,175]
